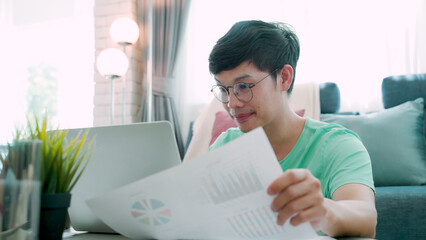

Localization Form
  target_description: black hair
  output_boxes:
[208,20,300,93]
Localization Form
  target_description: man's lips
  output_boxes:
[234,113,254,122]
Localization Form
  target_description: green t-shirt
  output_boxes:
[209,118,375,199]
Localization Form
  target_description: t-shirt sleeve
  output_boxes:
[323,129,375,198]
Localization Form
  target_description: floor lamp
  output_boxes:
[96,48,129,125]
[109,17,140,124]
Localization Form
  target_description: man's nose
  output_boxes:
[227,89,244,108]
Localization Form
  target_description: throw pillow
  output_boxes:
[210,109,306,146]
[321,98,426,187]
[210,111,237,146]
[295,109,306,118]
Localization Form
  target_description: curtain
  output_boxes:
[140,91,184,158]
[288,0,425,113]
[138,0,190,159]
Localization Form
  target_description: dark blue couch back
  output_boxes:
[382,73,426,139]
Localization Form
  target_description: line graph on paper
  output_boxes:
[130,198,172,226]
[201,163,263,204]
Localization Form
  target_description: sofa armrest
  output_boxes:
[375,186,426,240]
[382,74,426,139]
[319,82,340,113]
[382,73,426,109]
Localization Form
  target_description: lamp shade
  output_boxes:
[110,17,140,45]
[96,48,129,77]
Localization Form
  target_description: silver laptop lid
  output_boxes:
[66,121,181,233]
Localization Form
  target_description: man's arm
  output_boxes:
[322,183,377,238]
[268,169,377,238]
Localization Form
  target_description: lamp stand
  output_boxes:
[107,75,120,125]
[147,0,153,122]
[119,43,131,124]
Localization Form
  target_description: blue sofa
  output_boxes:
[320,74,426,240]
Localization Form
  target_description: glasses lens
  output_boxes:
[234,83,252,102]
[212,85,228,102]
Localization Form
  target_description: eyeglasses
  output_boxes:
[211,68,279,103]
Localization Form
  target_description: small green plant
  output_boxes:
[12,114,95,194]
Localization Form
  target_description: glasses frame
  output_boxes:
[211,68,280,103]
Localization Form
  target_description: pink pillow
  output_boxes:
[209,109,305,146]
[210,111,237,146]
[295,109,305,118]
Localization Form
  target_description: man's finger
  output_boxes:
[268,169,308,195]
[289,199,326,228]
[275,191,319,226]
[270,177,313,212]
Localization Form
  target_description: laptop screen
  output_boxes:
[64,121,181,233]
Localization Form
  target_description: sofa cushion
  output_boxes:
[321,98,426,187]
[210,111,237,146]
[375,186,426,240]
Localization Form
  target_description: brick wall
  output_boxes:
[93,0,144,126]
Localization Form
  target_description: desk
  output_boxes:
[64,232,373,240]
[63,229,129,240]
[64,233,129,240]
[63,227,374,240]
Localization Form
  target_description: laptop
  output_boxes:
[64,121,181,233]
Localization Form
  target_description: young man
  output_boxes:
[208,20,377,238]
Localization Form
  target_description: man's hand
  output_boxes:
[267,169,326,230]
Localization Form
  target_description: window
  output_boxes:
[0,0,94,143]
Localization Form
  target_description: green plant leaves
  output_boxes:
[14,113,95,194]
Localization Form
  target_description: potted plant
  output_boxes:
[13,114,95,240]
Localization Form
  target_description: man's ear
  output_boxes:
[278,64,294,92]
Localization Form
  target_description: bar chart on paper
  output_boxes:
[227,205,286,238]
[202,163,264,204]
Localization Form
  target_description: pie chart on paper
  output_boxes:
[131,198,172,226]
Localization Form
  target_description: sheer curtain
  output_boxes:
[138,0,190,159]
[0,0,94,144]
[292,0,425,113]
[174,0,426,142]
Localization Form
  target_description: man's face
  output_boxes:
[214,62,284,133]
